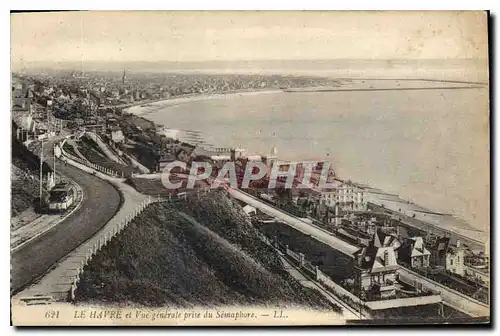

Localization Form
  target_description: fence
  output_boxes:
[398,267,489,317]
[271,237,443,313]
[315,268,363,306]
[69,196,154,301]
[285,246,301,264]
[58,140,122,178]
[85,131,127,166]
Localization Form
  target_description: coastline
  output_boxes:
[121,83,486,240]
[123,78,486,117]
[123,89,283,116]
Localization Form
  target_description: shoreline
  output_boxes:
[123,89,283,116]
[121,83,486,239]
[123,78,486,117]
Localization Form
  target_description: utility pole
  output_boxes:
[53,143,57,184]
[39,140,44,210]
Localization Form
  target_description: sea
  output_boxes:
[132,64,489,232]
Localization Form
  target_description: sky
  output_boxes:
[11,11,488,65]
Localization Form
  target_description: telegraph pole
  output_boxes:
[39,141,44,210]
[53,143,57,184]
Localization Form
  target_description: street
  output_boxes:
[11,144,121,293]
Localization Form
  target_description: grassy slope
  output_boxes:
[76,191,338,310]
[11,165,39,218]
[11,134,46,217]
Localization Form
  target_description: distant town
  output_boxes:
[11,69,489,320]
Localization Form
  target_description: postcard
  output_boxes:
[10,10,490,326]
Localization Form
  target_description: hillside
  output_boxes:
[76,191,338,310]
[11,165,39,218]
[11,124,50,218]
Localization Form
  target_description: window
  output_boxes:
[450,259,453,266]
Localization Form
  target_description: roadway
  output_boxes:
[10,138,122,294]
[227,188,360,256]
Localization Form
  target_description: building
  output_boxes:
[320,182,366,211]
[230,147,246,161]
[399,237,431,268]
[337,224,372,246]
[354,245,399,299]
[210,155,231,162]
[262,146,278,169]
[373,229,402,259]
[429,236,450,269]
[465,264,489,286]
[108,126,125,144]
[446,240,465,276]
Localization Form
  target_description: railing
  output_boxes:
[262,234,443,315]
[398,261,489,304]
[58,139,122,178]
[398,267,490,310]
[69,197,154,301]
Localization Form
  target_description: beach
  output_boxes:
[124,78,489,233]
[123,89,283,116]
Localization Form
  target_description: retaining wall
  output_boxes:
[398,267,489,317]
[365,295,441,310]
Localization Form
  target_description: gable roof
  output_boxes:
[371,247,399,273]
[374,229,401,249]
[408,236,431,257]
[435,237,451,252]
[355,245,399,273]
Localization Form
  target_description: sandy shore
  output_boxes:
[123,78,485,117]
[124,89,282,116]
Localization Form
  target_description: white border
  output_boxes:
[2,2,497,335]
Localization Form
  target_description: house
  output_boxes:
[338,224,372,246]
[429,236,450,268]
[446,240,465,276]
[108,126,125,144]
[373,229,402,259]
[319,181,366,211]
[354,244,399,299]
[398,237,431,268]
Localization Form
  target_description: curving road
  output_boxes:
[227,188,360,256]
[11,140,121,294]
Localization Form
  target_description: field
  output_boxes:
[76,190,339,310]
